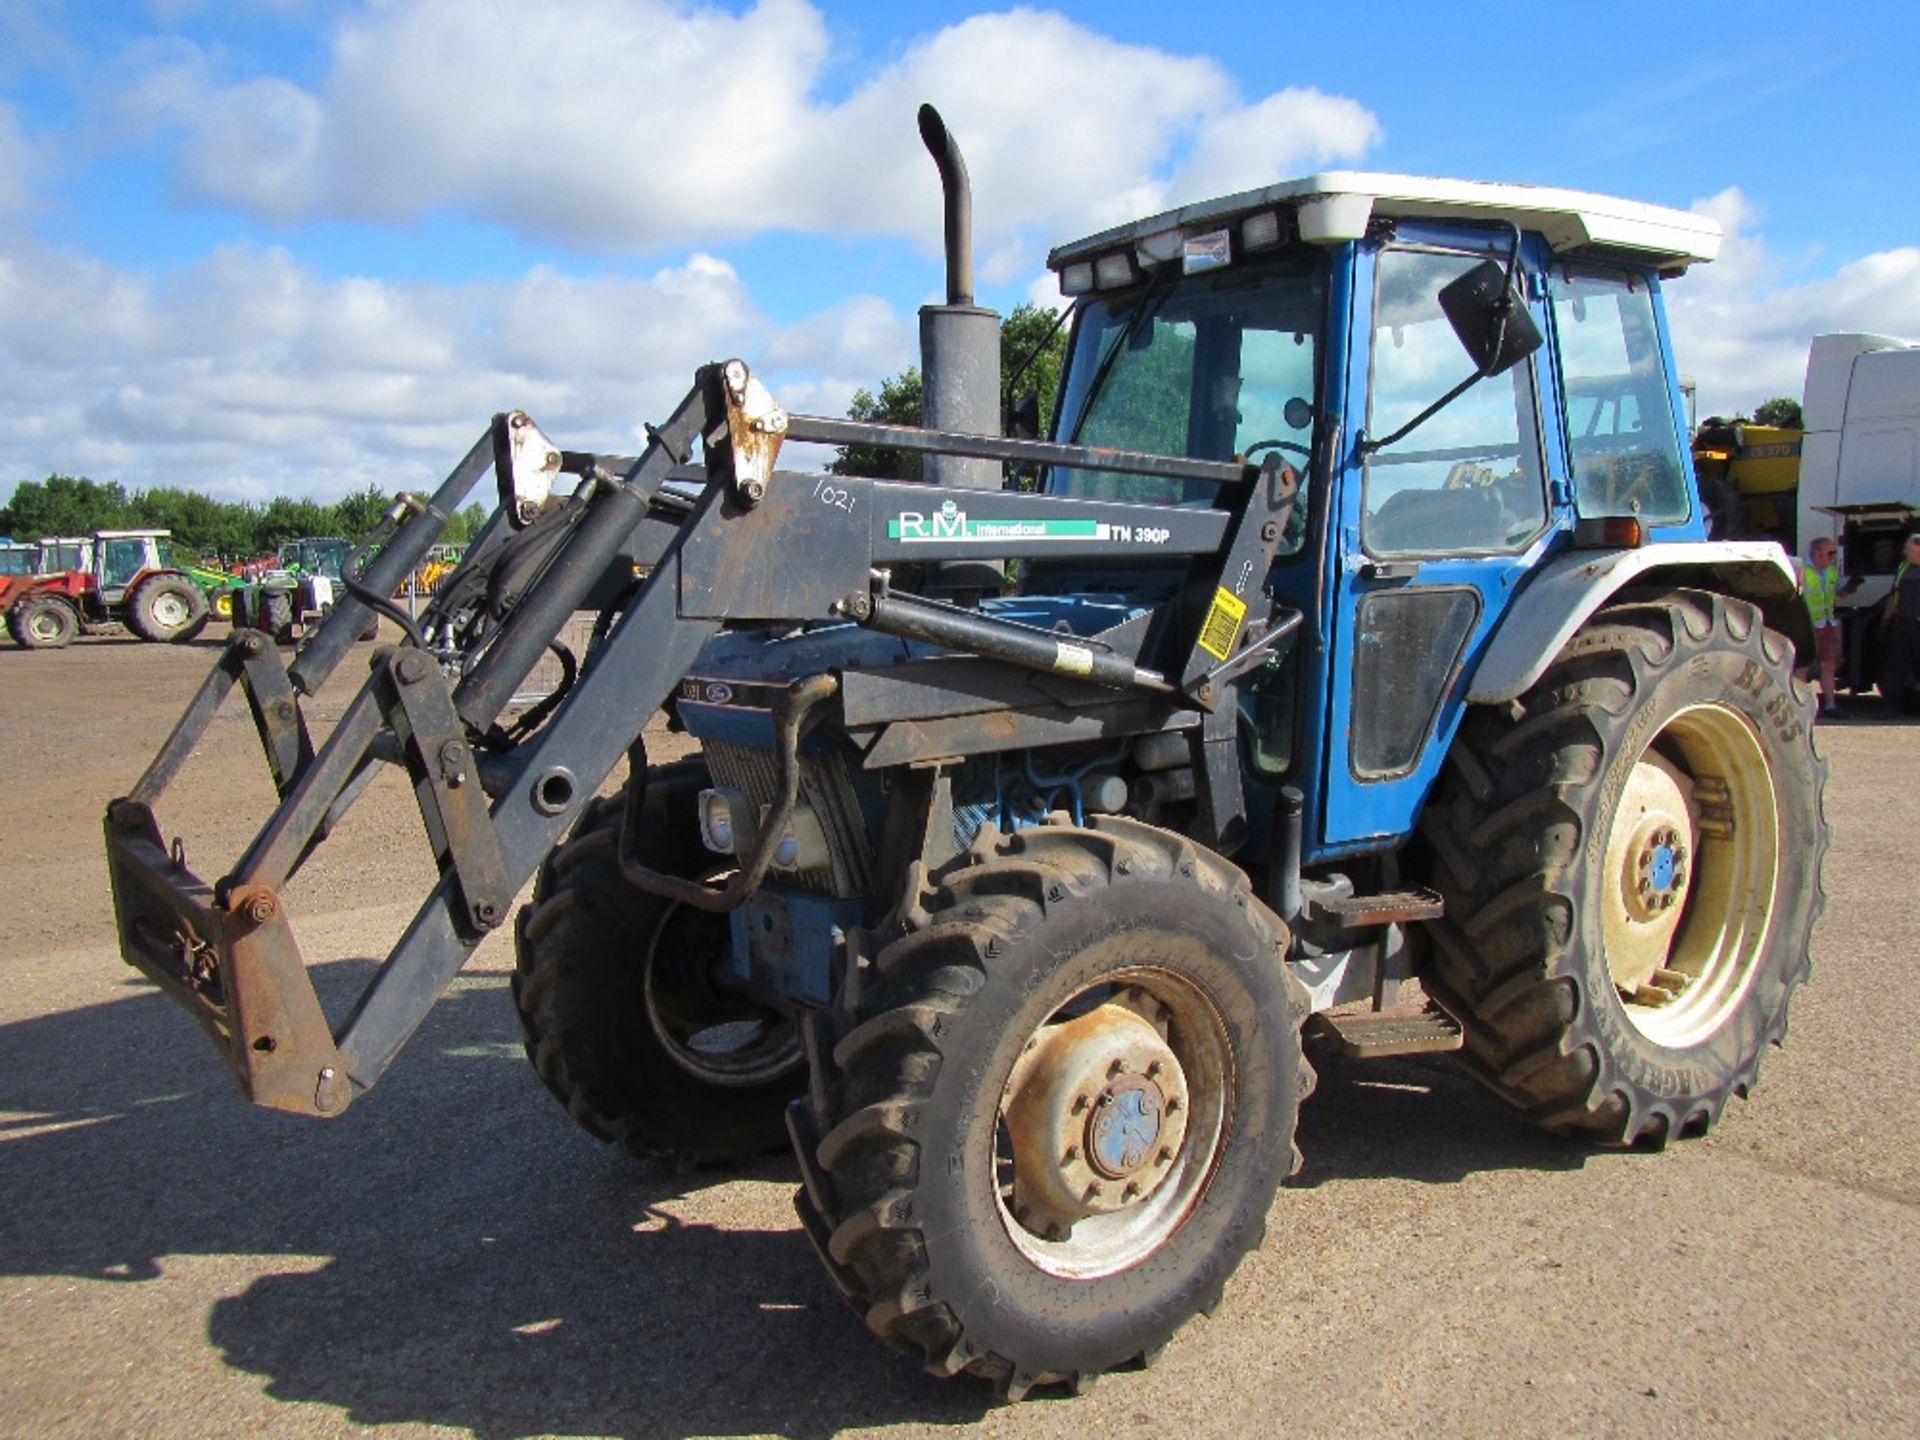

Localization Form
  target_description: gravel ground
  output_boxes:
[1,632,1915,1439]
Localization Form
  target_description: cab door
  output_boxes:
[1320,232,1555,849]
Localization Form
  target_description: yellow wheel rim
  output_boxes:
[1602,702,1779,1048]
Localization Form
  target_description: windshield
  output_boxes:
[1049,253,1326,510]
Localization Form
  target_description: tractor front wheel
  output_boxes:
[127,574,210,643]
[790,817,1309,1398]
[1419,590,1825,1146]
[8,594,80,649]
[261,590,296,645]
[513,762,805,1166]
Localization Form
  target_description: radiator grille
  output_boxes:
[703,742,875,898]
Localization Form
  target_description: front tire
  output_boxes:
[790,817,1309,1398]
[127,574,210,643]
[512,762,805,1166]
[1419,590,1825,1146]
[9,594,80,649]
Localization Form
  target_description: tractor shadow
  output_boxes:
[0,961,994,1438]
[1291,1036,1591,1188]
[0,964,1586,1438]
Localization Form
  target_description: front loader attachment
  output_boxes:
[103,360,1288,1116]
[103,377,725,1116]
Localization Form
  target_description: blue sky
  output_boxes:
[2,0,1917,502]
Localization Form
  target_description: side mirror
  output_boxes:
[1007,392,1041,441]
[1439,259,1542,377]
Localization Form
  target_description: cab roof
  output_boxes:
[1049,171,1721,272]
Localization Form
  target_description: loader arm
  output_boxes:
[104,361,1291,1116]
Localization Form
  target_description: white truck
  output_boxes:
[1796,332,1920,688]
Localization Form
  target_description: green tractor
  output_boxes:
[228,537,376,643]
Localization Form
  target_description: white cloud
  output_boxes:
[118,1,1384,254]
[0,100,41,217]
[1665,187,1920,417]
[1169,88,1384,203]
[0,234,903,501]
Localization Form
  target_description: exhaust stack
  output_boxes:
[916,104,1000,500]
[919,105,975,306]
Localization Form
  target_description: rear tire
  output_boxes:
[1419,590,1825,1146]
[261,590,296,645]
[790,817,1309,1398]
[9,594,80,649]
[512,762,805,1166]
[127,574,210,643]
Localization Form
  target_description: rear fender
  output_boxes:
[1467,541,1811,703]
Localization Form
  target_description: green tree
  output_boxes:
[1752,396,1804,430]
[832,366,925,480]
[828,303,1072,484]
[332,484,396,539]
[445,501,489,543]
[0,475,132,537]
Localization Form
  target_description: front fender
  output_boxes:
[1468,541,1811,703]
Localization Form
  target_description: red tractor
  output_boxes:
[1,529,211,650]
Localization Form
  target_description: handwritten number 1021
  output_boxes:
[812,478,857,513]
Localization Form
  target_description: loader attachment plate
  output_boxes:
[105,797,349,1115]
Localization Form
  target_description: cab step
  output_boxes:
[1305,886,1444,928]
[1309,1004,1464,1059]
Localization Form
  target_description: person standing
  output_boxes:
[1798,537,1854,715]
[1879,533,1920,714]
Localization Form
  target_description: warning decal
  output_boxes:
[1197,586,1247,661]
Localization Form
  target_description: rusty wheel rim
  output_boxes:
[994,965,1233,1280]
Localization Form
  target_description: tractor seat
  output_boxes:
[1365,485,1507,556]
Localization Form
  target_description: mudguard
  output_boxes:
[1467,540,1811,703]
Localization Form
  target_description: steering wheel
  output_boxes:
[1243,438,1311,460]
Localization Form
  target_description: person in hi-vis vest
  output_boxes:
[1799,536,1857,715]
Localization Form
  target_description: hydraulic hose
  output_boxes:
[617,674,840,913]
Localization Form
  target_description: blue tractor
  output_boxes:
[108,113,1822,1400]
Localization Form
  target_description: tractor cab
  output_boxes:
[36,536,90,575]
[0,542,33,577]
[274,536,353,581]
[1041,173,1722,860]
[91,530,178,604]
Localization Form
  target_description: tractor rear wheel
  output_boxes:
[127,574,210,643]
[1419,590,1825,1146]
[261,589,296,645]
[9,594,80,649]
[512,762,805,1166]
[790,817,1310,1398]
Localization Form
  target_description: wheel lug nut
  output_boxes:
[1107,1058,1126,1078]
[1122,1182,1141,1200]
[1062,1145,1079,1164]
[1083,1183,1102,1203]
[1146,1060,1165,1079]
[1165,1096,1182,1114]
[1156,1147,1173,1165]
[1071,1094,1091,1114]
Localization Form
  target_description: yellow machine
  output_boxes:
[1692,420,1802,545]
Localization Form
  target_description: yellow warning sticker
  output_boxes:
[1197,586,1247,660]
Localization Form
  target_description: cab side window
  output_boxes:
[1550,268,1690,523]
[102,539,145,589]
[1363,248,1547,556]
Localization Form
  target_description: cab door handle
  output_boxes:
[1358,561,1418,581]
